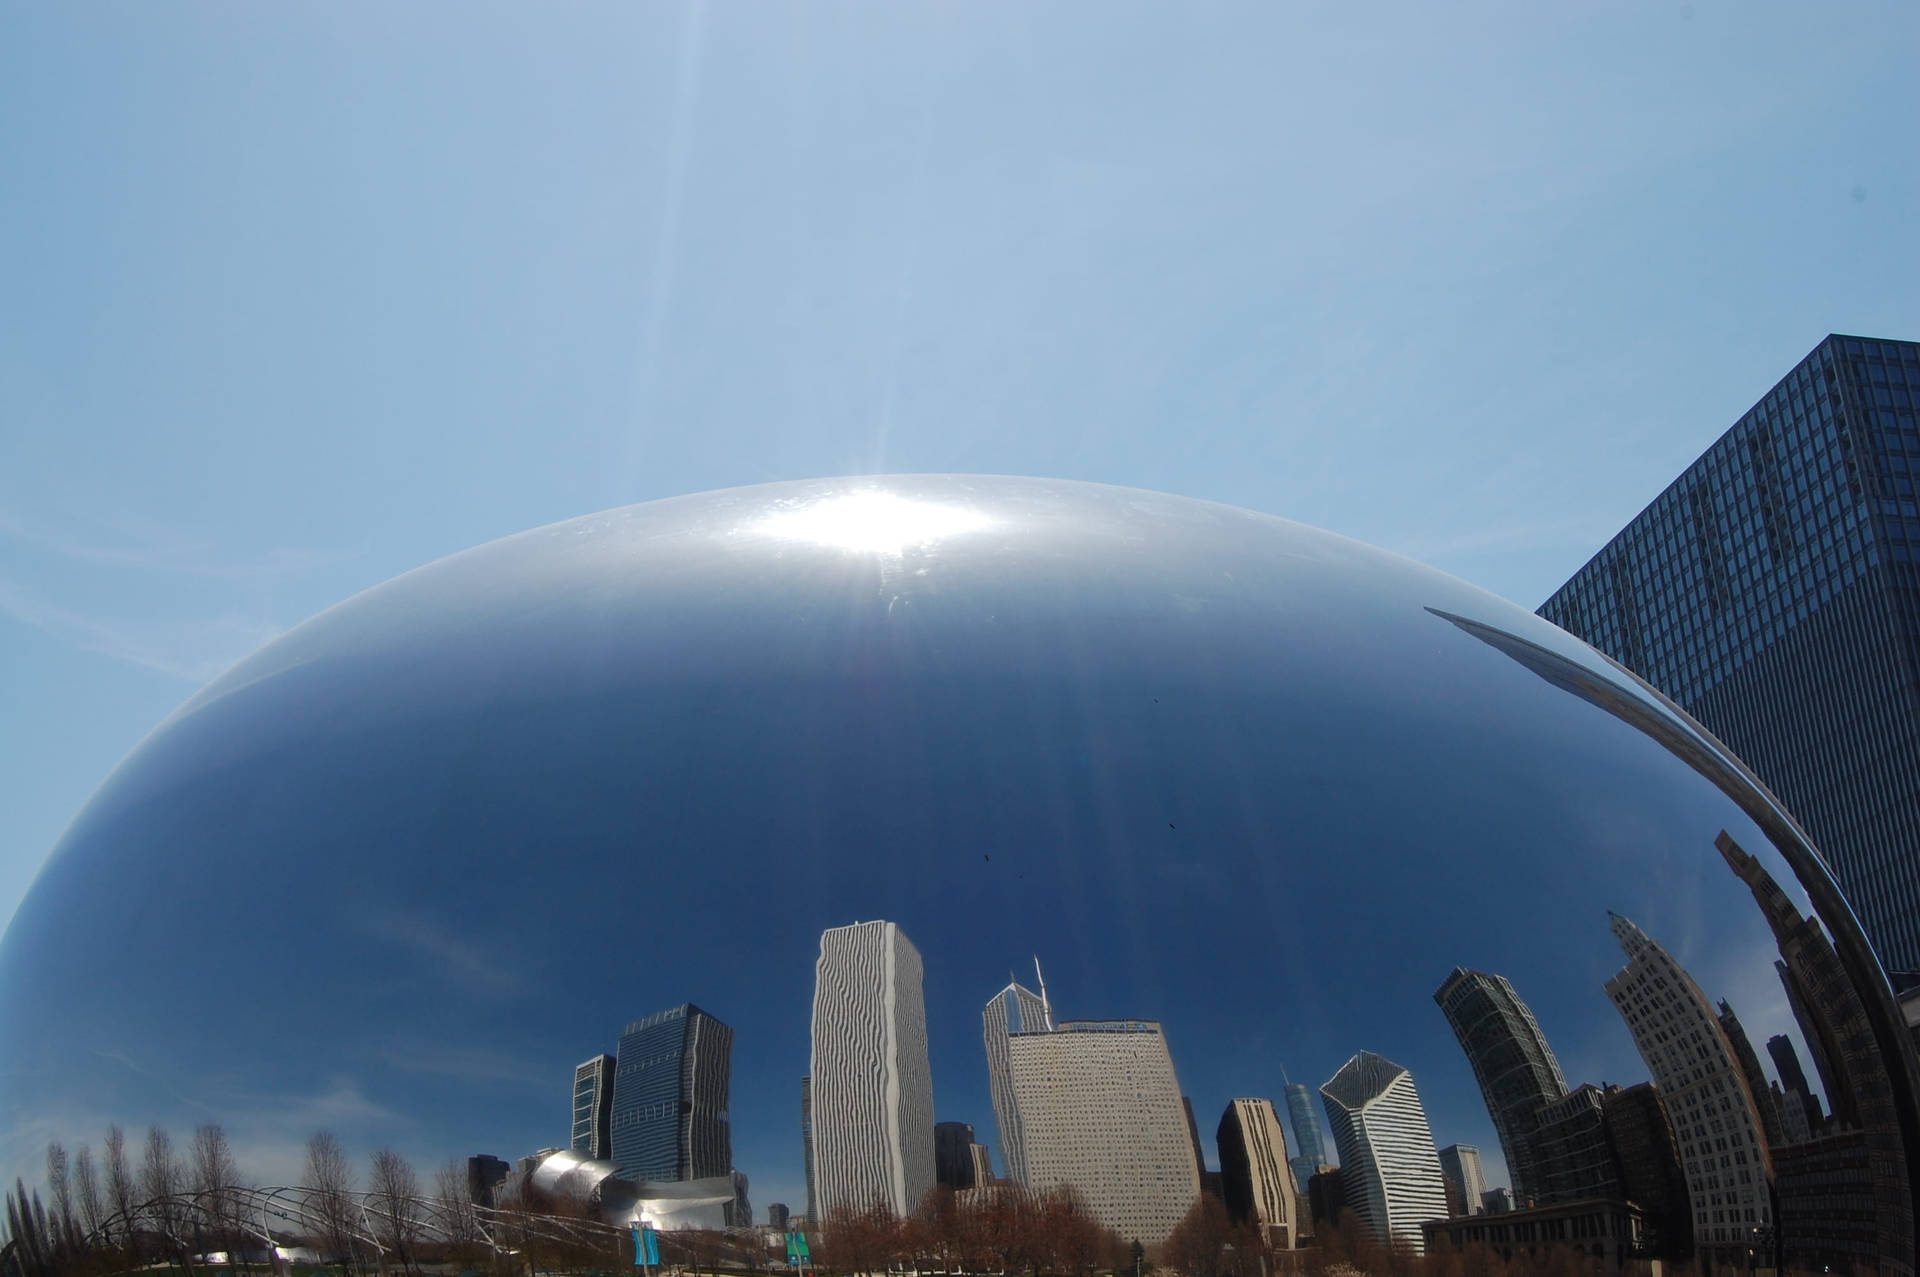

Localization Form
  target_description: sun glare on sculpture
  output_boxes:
[750,490,995,555]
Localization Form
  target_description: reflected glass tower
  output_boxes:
[1541,334,1920,984]
[610,1005,733,1183]
[1284,1080,1330,1194]
[934,1121,977,1190]
[982,964,1052,1186]
[1008,1020,1199,1246]
[1604,913,1773,1256]
[1217,1098,1298,1247]
[810,921,936,1220]
[1433,968,1569,1207]
[572,1052,616,1162]
[1320,1051,1449,1254]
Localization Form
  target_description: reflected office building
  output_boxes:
[3,476,1918,1272]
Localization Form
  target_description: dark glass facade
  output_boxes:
[1541,335,1920,984]
[1433,968,1569,1207]
[934,1120,977,1190]
[610,1003,734,1183]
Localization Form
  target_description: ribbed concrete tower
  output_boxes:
[982,960,1053,1185]
[1320,1051,1449,1253]
[1217,1098,1298,1247]
[1432,968,1569,1206]
[809,920,936,1220]
[1604,911,1773,1259]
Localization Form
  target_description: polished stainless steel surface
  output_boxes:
[2,476,1914,1266]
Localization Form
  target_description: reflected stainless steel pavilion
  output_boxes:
[2,477,1916,1271]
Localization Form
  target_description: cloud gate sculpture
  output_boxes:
[1,477,1915,1269]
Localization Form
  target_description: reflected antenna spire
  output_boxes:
[1034,955,1054,1031]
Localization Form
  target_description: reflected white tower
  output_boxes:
[1604,911,1773,1257]
[1320,1051,1449,1253]
[983,959,1053,1185]
[1007,1019,1199,1246]
[809,921,936,1220]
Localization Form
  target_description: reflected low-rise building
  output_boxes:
[1422,1197,1649,1271]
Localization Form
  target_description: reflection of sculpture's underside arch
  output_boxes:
[1,1183,743,1277]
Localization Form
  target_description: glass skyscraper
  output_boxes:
[1433,967,1570,1207]
[1284,1080,1329,1193]
[1540,334,1920,984]
[609,1003,734,1183]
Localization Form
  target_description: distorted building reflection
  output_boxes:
[1604,911,1775,1261]
[1320,1052,1449,1253]
[10,478,1920,1274]
[808,921,936,1221]
[1433,968,1570,1207]
[1216,1098,1298,1250]
[1437,1143,1486,1217]
[1433,604,1920,1272]
[1718,830,1914,1271]
[571,1052,616,1162]
[1007,1018,1199,1247]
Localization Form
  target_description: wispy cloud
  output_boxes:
[0,506,352,583]
[0,502,358,683]
[372,1044,550,1091]
[0,576,284,684]
[357,912,529,1000]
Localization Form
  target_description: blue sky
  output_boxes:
[1,0,1916,1205]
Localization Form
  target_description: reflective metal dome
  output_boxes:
[2,476,1914,1267]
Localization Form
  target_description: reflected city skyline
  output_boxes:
[2,476,1915,1270]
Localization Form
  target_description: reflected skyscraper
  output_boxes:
[1540,334,1920,983]
[1008,1020,1199,1246]
[809,921,936,1220]
[982,963,1052,1186]
[572,1052,616,1162]
[935,1121,978,1190]
[1284,1080,1329,1194]
[1530,1084,1623,1203]
[1718,999,1786,1148]
[1716,830,1914,1271]
[1320,1051,1449,1253]
[1217,1098,1298,1248]
[1766,1033,1825,1132]
[610,1005,732,1183]
[1436,1145,1485,1217]
[1601,1082,1693,1259]
[1604,912,1773,1259]
[1433,968,1569,1206]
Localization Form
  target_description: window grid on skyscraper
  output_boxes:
[1541,335,1920,979]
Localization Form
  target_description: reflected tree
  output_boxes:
[303,1132,359,1275]
[367,1149,420,1276]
